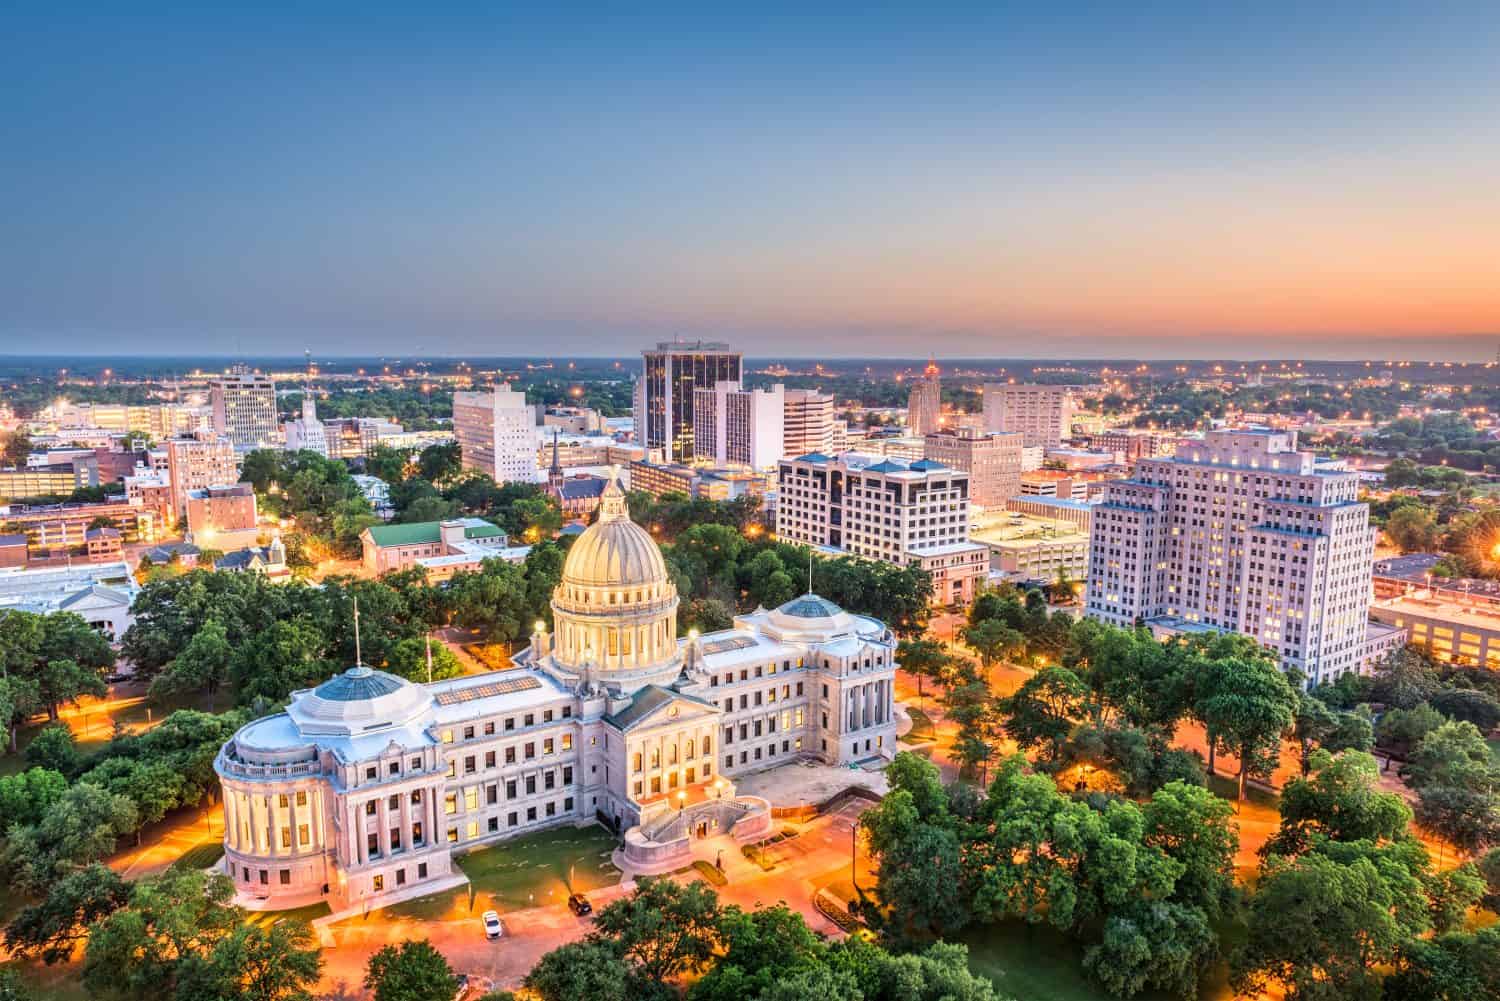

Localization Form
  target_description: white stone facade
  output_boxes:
[216,475,899,911]
[1086,429,1375,685]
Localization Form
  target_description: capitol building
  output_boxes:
[214,476,900,910]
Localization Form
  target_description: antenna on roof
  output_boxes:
[353,597,363,667]
[808,552,814,595]
[425,633,433,684]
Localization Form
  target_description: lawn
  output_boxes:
[961,921,1234,1001]
[244,901,331,928]
[172,842,226,872]
[378,824,620,923]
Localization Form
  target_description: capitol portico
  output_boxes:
[215,474,900,910]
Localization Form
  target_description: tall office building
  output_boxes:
[210,366,279,452]
[453,386,539,484]
[906,359,942,436]
[1085,429,1376,685]
[777,453,988,606]
[637,340,742,463]
[923,428,1024,508]
[692,382,784,470]
[165,433,240,519]
[782,388,835,457]
[284,396,329,457]
[981,383,1076,448]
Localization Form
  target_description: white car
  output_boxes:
[481,910,504,940]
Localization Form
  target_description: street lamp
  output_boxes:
[677,790,687,815]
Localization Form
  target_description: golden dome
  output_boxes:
[558,473,672,594]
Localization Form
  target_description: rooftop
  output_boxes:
[365,517,504,548]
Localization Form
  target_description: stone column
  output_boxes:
[354,802,367,866]
[265,794,277,857]
[287,791,299,854]
[377,796,391,858]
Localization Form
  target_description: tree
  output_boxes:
[230,619,331,704]
[1233,852,1414,1001]
[0,766,68,831]
[199,919,323,1001]
[148,619,232,710]
[82,869,240,998]
[0,674,42,753]
[1082,900,1217,1001]
[1376,702,1445,755]
[962,618,1023,672]
[447,560,531,645]
[588,879,723,984]
[1430,686,1500,731]
[385,636,463,682]
[1385,506,1441,553]
[1000,667,1087,762]
[1266,750,1413,857]
[0,968,36,1001]
[4,863,130,964]
[512,495,563,541]
[24,723,81,776]
[364,444,414,484]
[1143,780,1237,920]
[1370,647,1441,710]
[1194,654,1297,801]
[523,941,631,1001]
[399,494,461,524]
[1384,926,1500,1001]
[688,904,825,1001]
[3,782,137,896]
[416,442,462,484]
[364,939,457,1001]
[945,668,1000,783]
[896,639,949,713]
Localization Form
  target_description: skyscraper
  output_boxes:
[165,433,240,519]
[637,340,742,462]
[210,365,278,452]
[452,385,539,484]
[1085,429,1376,685]
[906,358,942,436]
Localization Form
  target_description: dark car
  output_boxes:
[567,892,592,916]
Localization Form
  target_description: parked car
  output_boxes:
[481,910,503,939]
[567,892,592,916]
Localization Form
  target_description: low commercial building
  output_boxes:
[1004,496,1094,532]
[0,458,100,499]
[360,518,512,576]
[1369,592,1500,668]
[0,534,28,569]
[185,483,260,549]
[971,510,1090,586]
[85,527,123,563]
[0,499,162,548]
[0,561,140,640]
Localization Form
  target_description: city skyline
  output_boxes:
[3,6,1499,359]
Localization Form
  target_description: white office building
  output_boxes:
[284,397,329,457]
[692,382,785,471]
[211,366,279,452]
[776,452,987,605]
[1085,429,1376,684]
[981,384,1076,448]
[783,389,835,458]
[453,386,539,484]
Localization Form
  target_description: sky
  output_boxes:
[2,4,1499,361]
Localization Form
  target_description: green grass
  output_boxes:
[692,860,727,886]
[378,824,620,923]
[1488,737,1500,765]
[171,842,225,872]
[905,706,937,741]
[961,921,1233,1001]
[244,901,331,928]
[1205,772,1280,812]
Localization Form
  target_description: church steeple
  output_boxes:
[547,428,564,490]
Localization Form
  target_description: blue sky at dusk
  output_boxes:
[2,4,1498,359]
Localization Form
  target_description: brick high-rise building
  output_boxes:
[923,427,1024,508]
[165,433,239,519]
[1086,429,1376,685]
